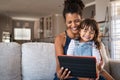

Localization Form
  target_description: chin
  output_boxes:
[81,39,89,42]
[84,40,90,42]
[72,30,79,34]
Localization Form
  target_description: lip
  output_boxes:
[83,35,90,40]
[71,27,78,31]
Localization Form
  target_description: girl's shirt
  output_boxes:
[63,31,79,55]
[67,39,101,63]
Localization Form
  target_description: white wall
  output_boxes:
[95,0,110,21]
[53,14,66,36]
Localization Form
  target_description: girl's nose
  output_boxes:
[86,31,90,36]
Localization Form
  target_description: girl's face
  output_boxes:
[65,13,81,34]
[80,26,95,42]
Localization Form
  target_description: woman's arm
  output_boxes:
[99,42,115,80]
[92,42,104,79]
[54,35,64,71]
[54,34,71,79]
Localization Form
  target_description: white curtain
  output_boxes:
[110,1,120,60]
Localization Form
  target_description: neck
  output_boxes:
[80,39,92,42]
[67,30,79,39]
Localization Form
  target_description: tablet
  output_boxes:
[58,55,97,78]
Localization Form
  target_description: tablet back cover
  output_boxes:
[58,56,97,78]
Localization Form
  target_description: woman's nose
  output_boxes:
[71,22,76,27]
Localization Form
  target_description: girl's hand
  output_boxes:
[96,63,101,80]
[57,67,71,80]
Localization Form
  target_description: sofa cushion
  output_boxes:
[110,60,120,80]
[0,42,21,80]
[22,42,56,80]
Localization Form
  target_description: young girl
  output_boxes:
[67,18,114,80]
[67,18,101,63]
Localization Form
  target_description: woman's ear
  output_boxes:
[79,30,80,33]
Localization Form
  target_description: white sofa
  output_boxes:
[0,42,120,80]
[0,42,56,80]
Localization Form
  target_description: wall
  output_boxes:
[0,14,12,42]
[11,15,66,43]
[110,0,119,1]
[53,14,66,37]
[95,0,110,21]
[12,19,34,43]
[83,5,95,18]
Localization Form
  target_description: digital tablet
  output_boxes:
[58,55,97,78]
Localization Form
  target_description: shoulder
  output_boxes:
[69,39,75,45]
[91,41,99,48]
[69,39,79,48]
[67,39,77,55]
[54,32,66,55]
[54,32,66,46]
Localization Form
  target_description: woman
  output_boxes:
[54,0,85,80]
[54,0,110,80]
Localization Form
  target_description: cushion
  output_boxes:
[22,42,56,80]
[0,42,21,80]
[110,60,120,80]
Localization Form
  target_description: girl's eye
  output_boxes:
[84,29,87,31]
[90,31,94,34]
[83,30,87,32]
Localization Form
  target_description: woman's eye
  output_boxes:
[75,19,80,23]
[69,21,72,24]
[67,21,72,24]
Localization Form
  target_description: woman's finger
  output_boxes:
[64,71,71,79]
[57,67,64,78]
[60,68,69,79]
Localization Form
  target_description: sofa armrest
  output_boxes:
[109,60,120,80]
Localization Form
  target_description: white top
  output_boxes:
[67,39,101,63]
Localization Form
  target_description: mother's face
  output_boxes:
[65,13,81,34]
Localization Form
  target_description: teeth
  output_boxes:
[84,36,90,39]
[71,27,77,31]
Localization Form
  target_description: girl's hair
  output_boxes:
[80,18,101,50]
[63,0,85,20]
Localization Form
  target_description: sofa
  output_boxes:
[0,42,120,80]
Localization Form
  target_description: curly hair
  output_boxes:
[63,0,85,20]
[79,18,101,50]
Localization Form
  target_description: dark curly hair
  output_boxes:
[79,18,101,50]
[63,0,85,20]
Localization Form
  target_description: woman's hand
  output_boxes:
[57,67,71,80]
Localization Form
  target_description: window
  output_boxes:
[14,28,31,40]
[110,1,120,60]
